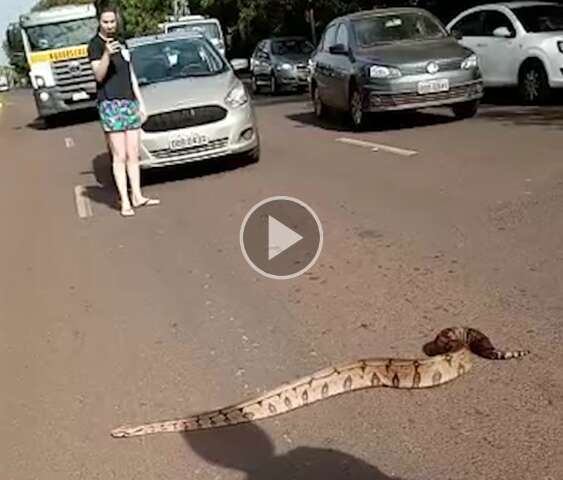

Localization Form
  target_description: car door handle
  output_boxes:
[476,43,488,47]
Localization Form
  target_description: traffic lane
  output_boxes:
[97,97,562,478]
[242,98,562,479]
[1,91,561,479]
[0,93,409,479]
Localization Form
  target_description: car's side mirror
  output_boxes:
[451,29,463,40]
[231,58,249,71]
[493,26,514,38]
[329,43,349,55]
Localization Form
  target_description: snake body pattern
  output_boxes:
[111,327,529,438]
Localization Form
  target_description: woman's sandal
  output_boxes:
[133,198,160,208]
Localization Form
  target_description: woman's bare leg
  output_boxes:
[125,128,159,207]
[107,131,133,215]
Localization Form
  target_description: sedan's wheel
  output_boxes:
[270,74,278,95]
[251,75,260,94]
[452,100,480,119]
[313,86,325,119]
[519,62,550,105]
[349,88,366,130]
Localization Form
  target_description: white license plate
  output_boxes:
[417,79,449,95]
[169,133,209,151]
[72,91,90,101]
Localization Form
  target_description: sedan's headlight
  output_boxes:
[369,65,402,79]
[461,54,478,70]
[277,63,293,71]
[225,82,248,108]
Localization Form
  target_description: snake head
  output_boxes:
[423,328,460,356]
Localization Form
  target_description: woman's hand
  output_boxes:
[104,40,121,56]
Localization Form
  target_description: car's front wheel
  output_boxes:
[519,60,551,105]
[251,74,261,94]
[270,74,279,95]
[312,85,326,119]
[246,144,260,164]
[452,99,480,119]
[349,87,366,131]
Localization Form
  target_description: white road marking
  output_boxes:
[336,137,418,157]
[74,186,93,219]
[65,137,75,148]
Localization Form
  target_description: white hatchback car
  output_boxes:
[447,1,563,103]
[127,31,259,169]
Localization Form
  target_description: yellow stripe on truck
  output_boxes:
[30,45,89,64]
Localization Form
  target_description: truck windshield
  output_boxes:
[25,17,98,51]
[167,22,220,40]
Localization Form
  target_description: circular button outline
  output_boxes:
[240,195,324,280]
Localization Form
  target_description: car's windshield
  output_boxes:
[353,12,447,47]
[131,37,227,86]
[167,22,221,40]
[511,5,563,32]
[25,17,98,51]
[271,38,314,55]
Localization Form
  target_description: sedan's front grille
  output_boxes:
[52,57,96,95]
[149,137,229,160]
[370,84,476,108]
[143,106,228,133]
[400,58,463,75]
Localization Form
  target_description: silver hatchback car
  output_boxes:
[127,32,259,169]
[310,7,484,130]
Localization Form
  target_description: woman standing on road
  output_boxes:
[88,3,160,217]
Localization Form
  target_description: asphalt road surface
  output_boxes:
[1,88,562,480]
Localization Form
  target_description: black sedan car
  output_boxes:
[309,7,484,129]
[250,36,315,94]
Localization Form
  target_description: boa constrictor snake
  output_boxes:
[111,326,529,438]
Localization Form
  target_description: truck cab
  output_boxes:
[0,75,10,92]
[162,16,226,57]
[19,4,98,121]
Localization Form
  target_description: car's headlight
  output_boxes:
[461,54,478,70]
[35,75,46,87]
[277,63,293,71]
[369,65,401,79]
[225,82,248,108]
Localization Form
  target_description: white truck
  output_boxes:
[0,75,9,92]
[19,4,98,122]
[161,15,226,57]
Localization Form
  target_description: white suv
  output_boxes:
[447,1,563,103]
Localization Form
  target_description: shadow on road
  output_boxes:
[140,153,259,187]
[478,104,563,128]
[287,108,454,133]
[81,152,119,212]
[481,87,563,106]
[183,422,403,480]
[81,150,259,211]
[25,107,99,131]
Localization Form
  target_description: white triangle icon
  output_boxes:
[268,216,303,260]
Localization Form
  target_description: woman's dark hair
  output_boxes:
[95,1,125,38]
[96,0,119,19]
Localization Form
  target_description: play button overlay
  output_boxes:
[240,196,323,280]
